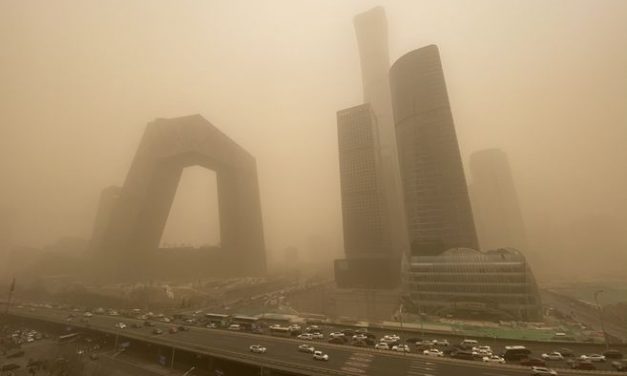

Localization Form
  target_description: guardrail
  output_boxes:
[6,310,625,376]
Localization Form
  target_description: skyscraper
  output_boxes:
[469,148,527,251]
[334,7,409,289]
[337,104,388,259]
[389,45,479,255]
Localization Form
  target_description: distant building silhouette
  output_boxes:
[469,149,528,251]
[389,45,479,255]
[91,115,266,280]
[334,7,409,289]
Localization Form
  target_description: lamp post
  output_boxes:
[593,290,608,349]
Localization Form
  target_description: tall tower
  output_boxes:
[389,45,479,255]
[354,7,409,257]
[334,7,409,289]
[469,149,527,251]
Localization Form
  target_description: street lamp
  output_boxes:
[593,290,608,349]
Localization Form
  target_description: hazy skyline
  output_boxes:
[1,0,626,279]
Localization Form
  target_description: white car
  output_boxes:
[298,344,315,353]
[352,334,368,341]
[374,342,390,350]
[579,354,605,362]
[83,312,93,318]
[392,345,411,353]
[329,332,344,338]
[381,335,401,343]
[482,355,505,364]
[114,322,126,329]
[432,339,450,346]
[311,332,324,340]
[541,352,564,361]
[298,333,314,340]
[228,324,241,331]
[531,366,558,376]
[423,348,444,357]
[313,351,329,361]
[249,344,266,354]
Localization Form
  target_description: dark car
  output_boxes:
[144,321,155,327]
[352,341,368,347]
[341,329,356,337]
[604,350,624,360]
[406,337,423,344]
[1,364,20,372]
[520,357,546,367]
[152,328,163,335]
[571,361,596,370]
[178,325,190,332]
[612,360,627,371]
[451,351,476,361]
[557,347,575,357]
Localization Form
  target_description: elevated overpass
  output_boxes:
[5,306,620,376]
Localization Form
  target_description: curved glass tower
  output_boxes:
[390,45,479,255]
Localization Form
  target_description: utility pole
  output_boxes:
[5,277,15,314]
[170,347,176,369]
[594,290,609,349]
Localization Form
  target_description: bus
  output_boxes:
[503,345,531,361]
[58,333,80,344]
[269,326,291,338]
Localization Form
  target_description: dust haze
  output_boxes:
[1,0,626,281]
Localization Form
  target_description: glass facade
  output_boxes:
[404,247,542,321]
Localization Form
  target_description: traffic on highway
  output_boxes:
[8,303,627,375]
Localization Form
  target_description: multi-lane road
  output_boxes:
[7,306,622,376]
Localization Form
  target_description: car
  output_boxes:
[144,320,155,327]
[432,339,450,347]
[459,339,479,349]
[423,348,444,357]
[352,340,368,347]
[450,351,477,360]
[177,325,190,331]
[249,344,266,354]
[570,361,595,370]
[611,360,627,371]
[83,312,93,318]
[131,323,142,328]
[541,352,564,361]
[329,332,344,338]
[556,348,574,357]
[298,344,315,353]
[313,351,329,361]
[168,327,178,334]
[579,354,605,362]
[472,346,492,357]
[311,332,324,340]
[392,345,411,353]
[228,324,241,331]
[482,355,505,364]
[604,349,623,359]
[530,366,558,375]
[353,334,368,341]
[114,322,126,329]
[152,328,163,335]
[520,358,546,367]
[375,342,390,350]
[298,333,314,340]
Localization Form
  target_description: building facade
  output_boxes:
[389,45,479,255]
[404,247,542,321]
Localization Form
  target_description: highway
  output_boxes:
[8,306,621,376]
